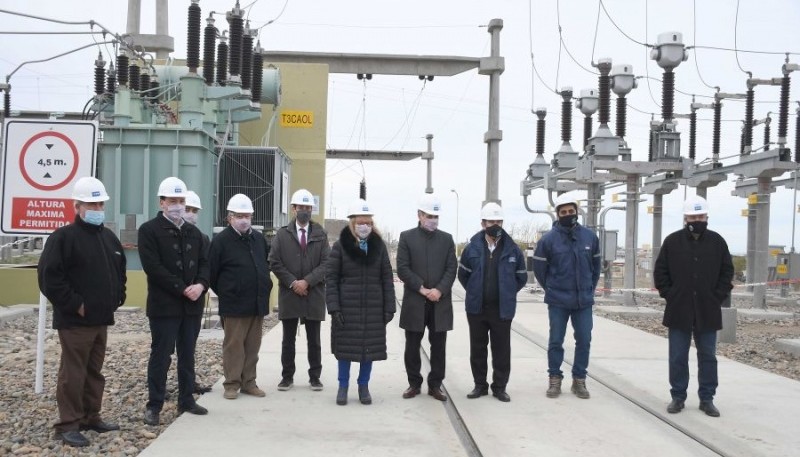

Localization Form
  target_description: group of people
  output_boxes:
[37,175,733,447]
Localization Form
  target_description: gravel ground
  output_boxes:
[596,294,800,382]
[0,311,278,456]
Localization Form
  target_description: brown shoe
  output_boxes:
[402,386,421,399]
[428,386,447,402]
[242,385,266,397]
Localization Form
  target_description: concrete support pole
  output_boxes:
[752,177,771,309]
[126,0,141,35]
[484,19,503,204]
[696,186,708,199]
[746,197,757,292]
[585,183,601,232]
[425,134,433,194]
[651,192,663,271]
[155,0,170,59]
[624,174,640,306]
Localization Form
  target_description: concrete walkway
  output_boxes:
[139,284,800,457]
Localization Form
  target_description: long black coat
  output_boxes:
[38,215,127,329]
[326,227,396,362]
[269,220,329,321]
[397,225,457,332]
[654,227,734,332]
[138,213,209,318]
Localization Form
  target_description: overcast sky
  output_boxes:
[2,0,799,254]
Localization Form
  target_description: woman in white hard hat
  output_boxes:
[326,199,396,406]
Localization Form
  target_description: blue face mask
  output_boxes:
[83,210,105,226]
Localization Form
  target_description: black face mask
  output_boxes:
[559,215,577,228]
[296,210,311,225]
[686,221,708,235]
[485,225,502,238]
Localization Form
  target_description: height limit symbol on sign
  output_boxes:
[19,131,80,191]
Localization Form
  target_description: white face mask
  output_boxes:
[182,211,198,225]
[355,224,372,239]
[164,203,185,223]
[232,218,252,233]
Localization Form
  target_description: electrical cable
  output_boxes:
[692,0,719,91]
[556,0,598,76]
[598,0,651,47]
[734,0,750,76]
[271,22,479,30]
[254,0,289,34]
[591,0,601,64]
[643,0,661,108]
[400,80,426,150]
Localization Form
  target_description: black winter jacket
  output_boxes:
[654,227,734,332]
[138,213,210,318]
[38,216,127,329]
[209,226,273,317]
[326,227,396,362]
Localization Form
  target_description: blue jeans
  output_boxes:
[668,328,718,402]
[547,305,593,379]
[338,360,373,387]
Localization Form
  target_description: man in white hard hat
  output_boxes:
[533,195,601,400]
[38,176,126,447]
[457,202,527,402]
[654,195,733,417]
[181,190,213,395]
[139,177,210,425]
[269,189,329,392]
[397,193,457,402]
[209,193,273,400]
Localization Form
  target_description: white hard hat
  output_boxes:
[72,176,110,202]
[290,189,314,206]
[347,199,373,217]
[157,177,187,198]
[683,195,708,216]
[185,190,202,209]
[227,193,255,213]
[480,202,504,220]
[418,193,442,216]
[554,194,579,212]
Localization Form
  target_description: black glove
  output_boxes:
[331,311,345,328]
[384,312,394,324]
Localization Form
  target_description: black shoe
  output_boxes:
[466,386,489,399]
[492,390,511,402]
[57,430,89,447]
[143,409,160,426]
[699,401,720,417]
[178,403,209,415]
[194,385,212,394]
[402,386,421,399]
[358,384,372,405]
[667,399,685,414]
[428,386,447,402]
[336,386,348,405]
[277,378,293,391]
[80,420,120,433]
[310,378,324,391]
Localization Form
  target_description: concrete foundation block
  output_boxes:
[718,308,737,343]
[775,339,800,356]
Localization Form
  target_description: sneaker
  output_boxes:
[277,378,293,391]
[571,378,590,399]
[223,388,238,400]
[546,376,562,398]
[242,385,266,397]
[310,378,324,391]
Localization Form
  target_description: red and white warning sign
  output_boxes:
[1,119,98,235]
